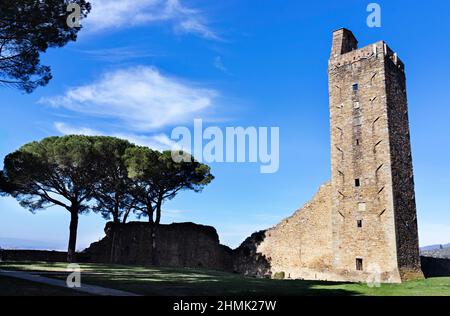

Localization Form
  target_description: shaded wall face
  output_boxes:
[421,256,450,278]
[384,54,422,277]
[328,42,401,281]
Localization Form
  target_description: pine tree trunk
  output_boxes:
[155,195,162,224]
[67,210,79,263]
[113,205,120,224]
[123,209,130,224]
[113,193,120,223]
[147,203,154,224]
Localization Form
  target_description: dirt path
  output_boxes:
[0,269,140,296]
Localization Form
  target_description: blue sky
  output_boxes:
[1,0,449,250]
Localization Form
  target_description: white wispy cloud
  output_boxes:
[84,0,220,40]
[54,122,175,152]
[76,46,156,63]
[213,56,231,75]
[53,122,98,136]
[175,16,219,40]
[41,66,217,131]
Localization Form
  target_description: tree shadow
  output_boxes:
[46,265,359,296]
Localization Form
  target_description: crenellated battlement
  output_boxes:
[329,39,404,71]
[383,43,405,70]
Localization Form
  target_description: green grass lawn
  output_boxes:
[1,261,449,296]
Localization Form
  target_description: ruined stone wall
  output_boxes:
[420,256,450,278]
[234,183,336,281]
[84,222,234,271]
[0,250,67,262]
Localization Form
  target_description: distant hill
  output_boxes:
[420,243,450,251]
[420,243,450,259]
[0,237,64,251]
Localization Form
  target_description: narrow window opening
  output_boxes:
[356,258,363,271]
[356,139,360,146]
[357,220,362,228]
[352,83,359,92]
[355,179,361,187]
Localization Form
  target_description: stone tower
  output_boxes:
[233,29,423,283]
[328,28,423,282]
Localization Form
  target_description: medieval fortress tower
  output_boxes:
[328,28,423,282]
[235,29,423,283]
